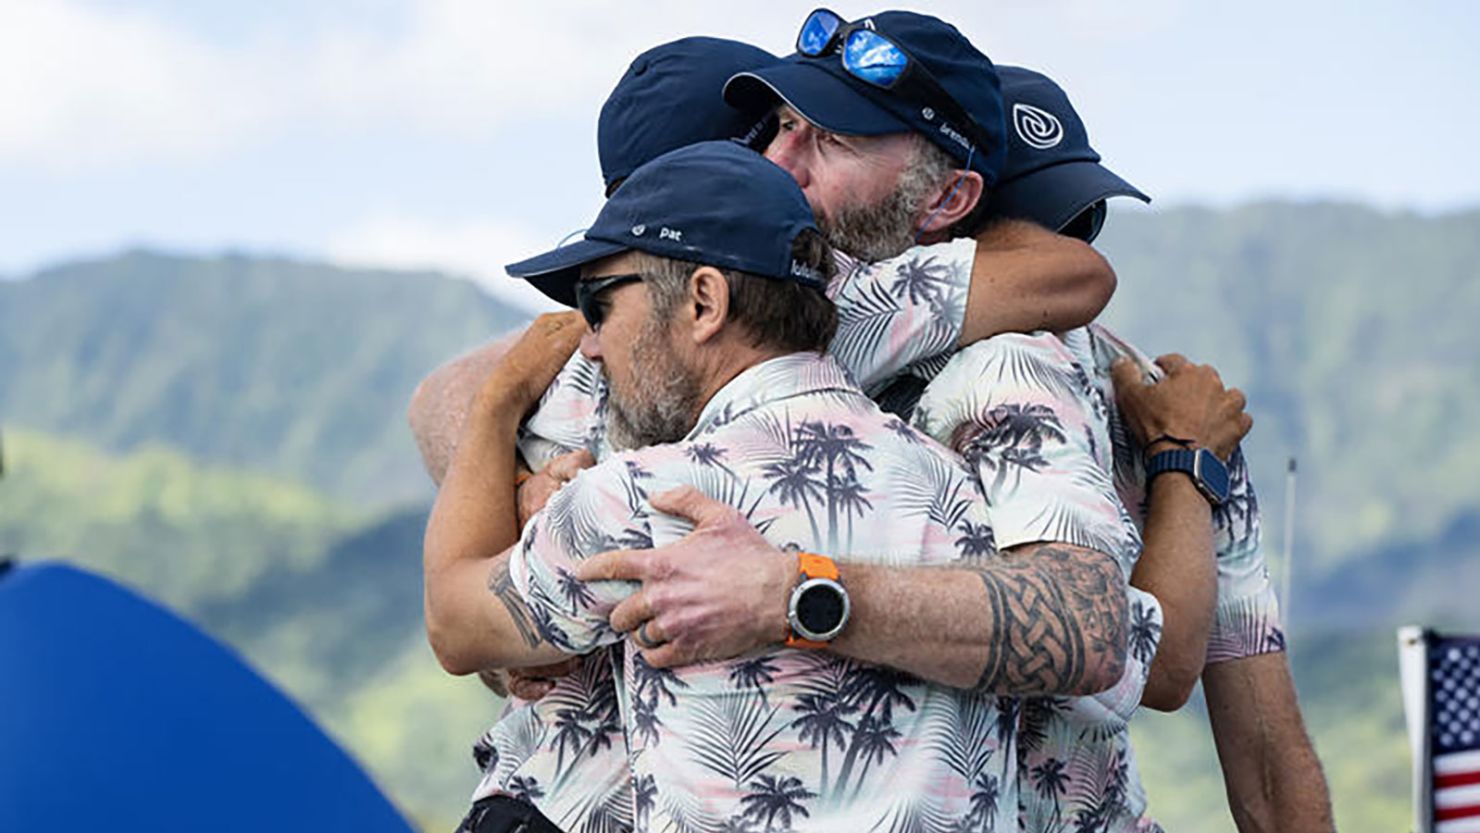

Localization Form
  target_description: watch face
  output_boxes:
[796,582,847,638]
[1196,449,1231,503]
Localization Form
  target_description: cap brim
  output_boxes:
[505,238,629,308]
[725,60,912,138]
[989,160,1151,234]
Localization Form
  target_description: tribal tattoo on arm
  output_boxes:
[487,558,546,650]
[969,542,1127,696]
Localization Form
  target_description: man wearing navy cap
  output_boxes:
[410,27,1117,487]
[427,139,1128,833]
[534,19,1295,830]
[412,16,1277,832]
[563,3,1147,722]
[959,65,1334,833]
[410,30,1157,833]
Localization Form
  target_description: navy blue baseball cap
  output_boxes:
[507,141,824,307]
[723,10,1007,186]
[987,66,1150,238]
[598,37,778,192]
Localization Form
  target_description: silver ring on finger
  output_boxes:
[635,620,663,650]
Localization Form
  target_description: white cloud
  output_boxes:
[0,0,1192,171]
[0,0,283,169]
[325,212,567,313]
[0,0,792,169]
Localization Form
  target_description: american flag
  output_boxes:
[1431,634,1480,833]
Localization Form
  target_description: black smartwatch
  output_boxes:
[1145,447,1230,505]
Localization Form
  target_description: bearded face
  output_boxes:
[604,312,704,451]
[814,152,948,263]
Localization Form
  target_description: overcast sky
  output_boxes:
[4,0,1477,309]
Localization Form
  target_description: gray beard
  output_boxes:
[605,316,703,452]
[816,163,945,263]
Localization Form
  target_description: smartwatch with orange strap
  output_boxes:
[785,552,851,648]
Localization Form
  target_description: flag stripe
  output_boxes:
[1439,785,1480,808]
[1441,772,1480,791]
[1437,816,1480,833]
[1439,751,1480,776]
[1437,799,1480,822]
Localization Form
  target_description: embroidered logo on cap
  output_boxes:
[631,224,646,236]
[1013,103,1063,150]
[791,259,823,283]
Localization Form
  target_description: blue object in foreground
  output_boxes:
[0,561,415,833]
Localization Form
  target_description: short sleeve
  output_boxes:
[1206,449,1287,663]
[517,351,612,470]
[1061,587,1163,724]
[913,332,1141,570]
[507,460,651,654]
[828,237,975,395]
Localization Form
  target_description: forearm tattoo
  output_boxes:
[970,543,1126,695]
[488,558,545,649]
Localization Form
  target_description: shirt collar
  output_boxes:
[689,352,864,437]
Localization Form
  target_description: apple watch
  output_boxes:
[1145,447,1231,506]
[786,552,850,648]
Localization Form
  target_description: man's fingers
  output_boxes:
[1154,353,1191,374]
[1110,356,1148,390]
[609,591,656,633]
[545,449,596,482]
[508,677,556,701]
[1200,363,1224,387]
[640,642,685,669]
[634,618,667,650]
[649,485,738,528]
[575,549,651,582]
[529,311,584,340]
[503,656,582,701]
[1226,388,1248,414]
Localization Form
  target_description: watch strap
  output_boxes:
[1146,447,1226,505]
[1145,447,1199,481]
[786,553,840,649]
[796,551,840,581]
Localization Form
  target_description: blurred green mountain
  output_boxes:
[0,250,528,507]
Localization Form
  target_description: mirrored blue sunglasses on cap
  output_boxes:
[795,8,991,154]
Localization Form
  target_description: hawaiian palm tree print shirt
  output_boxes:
[472,239,985,828]
[511,352,1017,833]
[912,324,1283,833]
[914,331,1159,833]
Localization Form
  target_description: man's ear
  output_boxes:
[686,266,730,345]
[918,169,985,237]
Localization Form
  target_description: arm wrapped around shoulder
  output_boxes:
[968,541,1129,697]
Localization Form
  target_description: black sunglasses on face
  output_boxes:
[574,273,644,330]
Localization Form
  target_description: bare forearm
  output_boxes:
[829,543,1127,696]
[423,390,527,672]
[960,219,1116,344]
[1203,653,1334,833]
[408,331,522,485]
[1133,473,1216,710]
